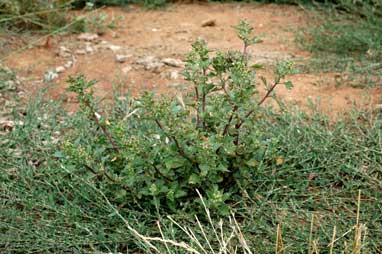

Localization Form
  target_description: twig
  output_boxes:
[195,86,200,129]
[152,164,172,183]
[154,118,194,164]
[222,105,238,136]
[86,100,120,154]
[83,164,115,182]
[257,78,281,107]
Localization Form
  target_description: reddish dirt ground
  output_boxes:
[2,3,381,116]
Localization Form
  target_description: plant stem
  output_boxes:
[233,79,281,146]
[222,105,238,136]
[257,78,281,107]
[152,164,172,183]
[194,86,200,129]
[87,103,120,154]
[154,118,194,164]
[83,164,115,182]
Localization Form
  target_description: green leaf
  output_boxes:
[251,63,264,70]
[199,164,210,177]
[245,159,259,167]
[284,81,294,90]
[188,174,201,185]
[164,157,185,169]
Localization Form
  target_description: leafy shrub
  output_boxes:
[62,21,294,214]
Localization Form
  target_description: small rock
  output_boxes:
[116,54,130,63]
[111,31,119,38]
[136,56,164,73]
[108,45,122,53]
[55,66,66,73]
[201,19,216,27]
[44,71,58,82]
[146,62,164,73]
[64,61,73,69]
[57,46,71,58]
[122,66,132,73]
[169,70,179,80]
[162,58,184,68]
[85,45,94,53]
[75,49,86,55]
[152,28,160,32]
[77,33,99,42]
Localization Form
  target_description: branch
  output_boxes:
[194,86,200,129]
[222,105,238,136]
[154,118,194,164]
[233,79,281,146]
[83,164,115,182]
[257,78,280,107]
[152,164,172,183]
[84,100,120,154]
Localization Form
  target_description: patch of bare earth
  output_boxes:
[2,3,381,117]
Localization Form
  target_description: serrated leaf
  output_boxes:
[164,157,185,169]
[200,164,210,176]
[188,174,201,185]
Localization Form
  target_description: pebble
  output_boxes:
[55,66,66,73]
[77,33,99,42]
[64,61,74,69]
[162,58,184,68]
[201,19,216,27]
[85,45,94,53]
[57,46,71,58]
[122,66,132,73]
[169,70,179,80]
[116,54,129,63]
[75,49,86,55]
[136,56,164,73]
[108,45,122,52]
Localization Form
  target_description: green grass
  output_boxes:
[295,1,382,87]
[1,89,381,253]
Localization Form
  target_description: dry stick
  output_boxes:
[329,226,337,254]
[196,189,223,248]
[308,214,315,254]
[353,190,363,254]
[156,221,172,254]
[195,216,216,254]
[275,224,284,254]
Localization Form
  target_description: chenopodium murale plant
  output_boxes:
[63,20,295,215]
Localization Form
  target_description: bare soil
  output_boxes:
[2,3,381,117]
